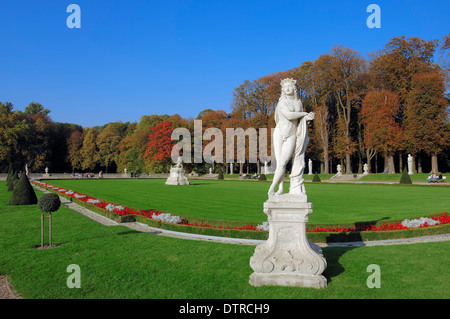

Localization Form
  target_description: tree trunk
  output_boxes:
[345,153,351,174]
[431,152,439,174]
[418,154,423,173]
[386,153,396,174]
[323,150,329,174]
[239,162,244,175]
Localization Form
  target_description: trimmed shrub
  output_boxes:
[312,173,321,182]
[217,165,224,180]
[399,167,412,184]
[9,173,38,205]
[7,171,19,191]
[258,174,267,181]
[38,193,61,213]
[5,163,13,187]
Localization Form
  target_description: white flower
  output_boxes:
[87,198,101,204]
[256,221,269,231]
[401,217,440,228]
[105,204,124,212]
[153,213,182,224]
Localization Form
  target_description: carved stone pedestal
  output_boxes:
[165,167,190,185]
[249,194,327,289]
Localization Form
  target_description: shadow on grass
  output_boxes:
[322,216,390,284]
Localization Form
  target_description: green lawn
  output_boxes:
[0,181,449,299]
[44,178,450,224]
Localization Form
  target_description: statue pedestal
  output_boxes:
[165,167,190,185]
[249,194,327,289]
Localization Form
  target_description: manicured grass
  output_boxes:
[0,182,449,299]
[45,178,450,224]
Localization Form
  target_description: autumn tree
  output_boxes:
[67,130,83,171]
[361,90,404,173]
[404,72,450,173]
[328,45,367,173]
[143,119,177,172]
[80,128,99,170]
[97,123,121,173]
[369,36,440,104]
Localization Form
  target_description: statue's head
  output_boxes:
[280,78,297,97]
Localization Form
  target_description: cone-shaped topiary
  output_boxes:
[38,193,61,213]
[217,165,224,180]
[312,173,321,182]
[5,163,13,187]
[7,170,18,191]
[399,167,412,184]
[258,174,267,181]
[9,172,38,205]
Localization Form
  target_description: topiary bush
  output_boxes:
[217,165,224,180]
[7,170,18,191]
[399,167,412,184]
[258,174,267,181]
[38,193,61,213]
[9,172,38,205]
[5,163,13,188]
[312,173,321,182]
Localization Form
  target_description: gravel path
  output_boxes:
[0,276,22,299]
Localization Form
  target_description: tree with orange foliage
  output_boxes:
[361,90,404,173]
[404,72,449,174]
[143,120,176,172]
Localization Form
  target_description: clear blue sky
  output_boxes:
[0,0,448,127]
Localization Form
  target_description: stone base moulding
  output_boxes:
[249,272,327,289]
[249,194,327,289]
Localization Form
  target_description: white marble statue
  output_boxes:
[45,167,49,174]
[407,154,413,175]
[308,159,313,175]
[124,167,127,174]
[268,78,315,196]
[337,164,342,174]
[250,78,327,289]
[363,163,369,175]
[165,157,189,185]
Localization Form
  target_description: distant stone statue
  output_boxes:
[308,159,313,175]
[124,167,127,174]
[209,167,213,175]
[268,78,315,196]
[363,163,369,175]
[166,157,189,185]
[337,164,342,175]
[407,154,413,175]
[45,167,49,174]
[230,163,233,174]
